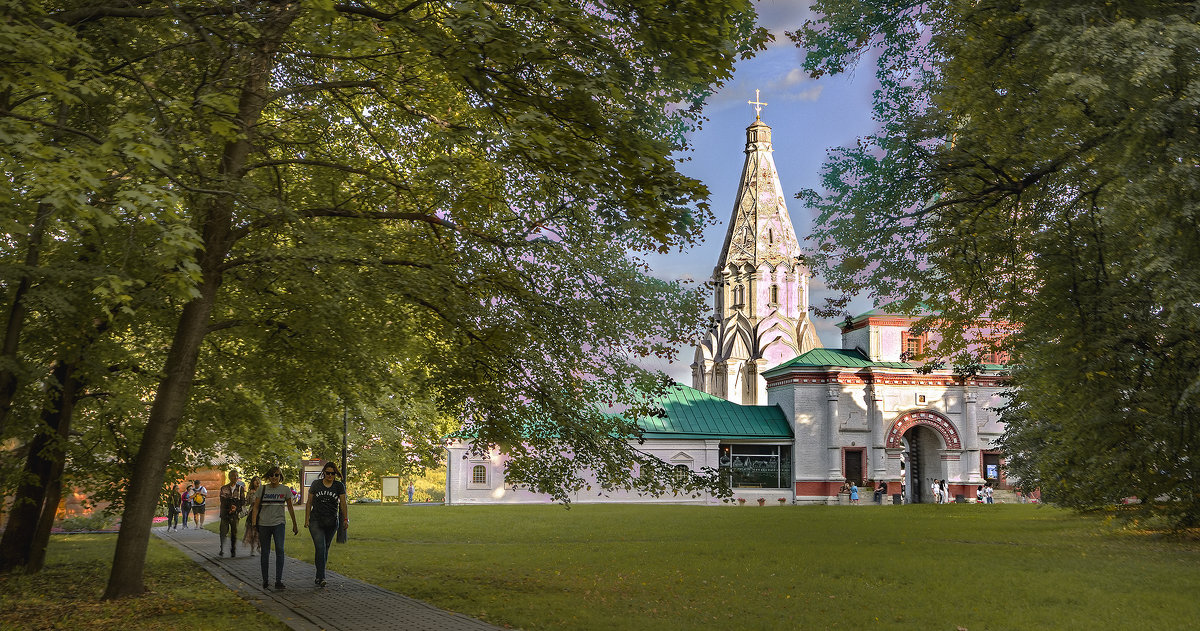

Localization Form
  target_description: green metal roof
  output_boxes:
[762,348,1010,377]
[763,348,912,376]
[637,385,792,440]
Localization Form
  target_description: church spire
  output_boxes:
[693,100,822,406]
[715,111,801,271]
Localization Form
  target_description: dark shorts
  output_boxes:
[193,504,206,514]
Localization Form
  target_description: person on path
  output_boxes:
[219,469,246,557]
[940,479,950,504]
[251,466,298,590]
[407,481,415,504]
[849,482,859,505]
[304,461,350,587]
[243,475,262,556]
[977,485,984,504]
[180,482,193,528]
[191,479,208,527]
[985,482,994,504]
[166,486,182,531]
[930,479,940,504]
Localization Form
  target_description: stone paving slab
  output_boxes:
[154,525,509,631]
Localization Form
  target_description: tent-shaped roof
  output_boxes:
[638,385,792,440]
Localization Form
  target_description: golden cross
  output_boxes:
[748,89,767,120]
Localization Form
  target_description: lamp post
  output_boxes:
[341,405,348,485]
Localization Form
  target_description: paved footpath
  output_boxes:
[154,525,509,631]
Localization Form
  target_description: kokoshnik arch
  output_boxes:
[446,106,1013,505]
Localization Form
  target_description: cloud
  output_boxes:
[774,68,808,88]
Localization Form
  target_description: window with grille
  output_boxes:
[901,330,925,360]
[471,465,487,485]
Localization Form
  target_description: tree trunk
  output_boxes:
[28,459,66,573]
[0,200,53,433]
[102,9,297,598]
[0,360,79,573]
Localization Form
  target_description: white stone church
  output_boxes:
[446,111,1011,505]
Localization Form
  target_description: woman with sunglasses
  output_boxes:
[304,462,349,587]
[250,466,298,589]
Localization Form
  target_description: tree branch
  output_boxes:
[268,80,381,102]
[52,4,233,26]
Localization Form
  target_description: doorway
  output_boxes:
[844,449,865,486]
[902,425,943,503]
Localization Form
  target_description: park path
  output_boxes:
[154,525,510,631]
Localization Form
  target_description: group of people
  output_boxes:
[165,479,208,530]
[928,479,996,503]
[930,479,950,504]
[164,461,349,590]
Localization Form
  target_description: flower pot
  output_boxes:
[756,498,766,506]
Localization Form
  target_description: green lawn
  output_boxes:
[0,534,287,631]
[286,503,1199,630]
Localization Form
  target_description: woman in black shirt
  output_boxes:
[304,461,349,587]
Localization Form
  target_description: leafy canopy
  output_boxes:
[794,0,1200,525]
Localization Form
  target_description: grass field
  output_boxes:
[0,533,287,631]
[284,503,1199,631]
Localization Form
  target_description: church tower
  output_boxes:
[692,98,822,405]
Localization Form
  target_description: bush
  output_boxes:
[58,513,115,532]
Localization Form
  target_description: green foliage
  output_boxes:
[55,513,115,532]
[1,0,770,527]
[292,504,1200,630]
[794,1,1200,526]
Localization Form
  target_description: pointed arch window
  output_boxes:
[733,284,745,306]
[769,284,779,305]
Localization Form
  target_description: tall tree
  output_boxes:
[1,1,767,594]
[794,0,1200,525]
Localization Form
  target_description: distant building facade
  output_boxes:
[445,113,1011,505]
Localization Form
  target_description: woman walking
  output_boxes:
[180,481,193,529]
[250,466,298,589]
[304,462,349,587]
[242,475,262,556]
[166,485,182,531]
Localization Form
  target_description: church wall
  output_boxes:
[766,368,1013,504]
[445,440,727,505]
[842,327,870,358]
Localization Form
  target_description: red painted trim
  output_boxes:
[795,481,842,496]
[765,371,1009,389]
[884,409,962,449]
[839,316,920,333]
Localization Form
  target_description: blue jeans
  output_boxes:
[258,523,286,583]
[309,521,336,581]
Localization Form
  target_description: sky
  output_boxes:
[642,0,881,385]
